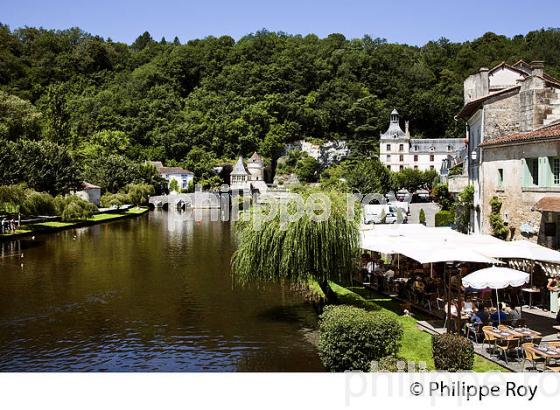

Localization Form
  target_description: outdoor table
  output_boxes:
[522,287,541,309]
[485,327,520,340]
[508,327,542,340]
[527,344,560,366]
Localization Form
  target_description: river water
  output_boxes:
[0,210,323,371]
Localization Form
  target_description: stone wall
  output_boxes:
[482,93,521,141]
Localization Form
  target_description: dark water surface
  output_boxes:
[0,210,323,371]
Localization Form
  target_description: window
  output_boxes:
[524,158,539,186]
[387,165,391,170]
[447,145,452,152]
[386,154,391,162]
[399,165,404,171]
[497,168,504,189]
[429,154,435,162]
[399,154,404,162]
[552,158,560,185]
[386,144,391,151]
[430,165,435,170]
[414,146,419,151]
[414,155,418,162]
[414,165,418,170]
[399,144,404,152]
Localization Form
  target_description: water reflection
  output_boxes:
[0,210,323,371]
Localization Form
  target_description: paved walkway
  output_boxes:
[409,202,440,227]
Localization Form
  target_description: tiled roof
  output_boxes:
[158,167,193,175]
[82,181,101,189]
[480,122,560,147]
[533,197,560,213]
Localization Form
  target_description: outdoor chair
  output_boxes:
[522,342,545,371]
[482,326,498,354]
[496,337,521,364]
[465,323,484,343]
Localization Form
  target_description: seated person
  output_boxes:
[383,269,395,280]
[463,297,475,314]
[471,304,489,325]
[505,303,521,325]
[489,307,507,326]
[412,276,426,294]
[444,302,459,317]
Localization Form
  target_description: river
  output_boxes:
[0,210,324,371]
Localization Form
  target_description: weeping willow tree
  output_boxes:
[231,189,360,304]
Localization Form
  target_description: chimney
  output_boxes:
[479,67,489,97]
[405,121,410,137]
[530,61,544,77]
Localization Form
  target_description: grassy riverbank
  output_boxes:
[309,280,505,372]
[0,207,149,240]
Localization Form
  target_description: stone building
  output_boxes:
[148,161,194,192]
[379,109,465,173]
[478,124,560,248]
[229,153,267,193]
[454,60,560,248]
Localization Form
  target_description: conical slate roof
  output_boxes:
[381,108,406,139]
[248,152,263,164]
[231,156,248,175]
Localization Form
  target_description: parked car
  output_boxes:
[363,204,408,224]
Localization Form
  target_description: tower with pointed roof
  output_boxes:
[247,152,264,181]
[230,156,249,190]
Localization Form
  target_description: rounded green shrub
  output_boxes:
[375,355,408,372]
[21,191,57,216]
[318,305,403,372]
[432,333,474,371]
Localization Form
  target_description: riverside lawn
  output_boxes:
[309,280,504,372]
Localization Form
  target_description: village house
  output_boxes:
[454,60,560,249]
[379,109,465,174]
[148,161,194,192]
[72,182,101,206]
[229,152,268,193]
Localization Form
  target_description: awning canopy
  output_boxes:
[360,224,560,265]
[462,267,530,289]
[533,197,560,213]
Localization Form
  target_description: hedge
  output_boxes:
[435,210,454,227]
[432,333,474,371]
[318,305,403,372]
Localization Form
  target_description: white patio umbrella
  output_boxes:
[462,267,530,324]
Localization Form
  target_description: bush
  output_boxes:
[318,305,403,372]
[125,183,154,206]
[435,210,454,227]
[489,196,508,239]
[419,208,426,225]
[21,191,57,216]
[432,334,474,371]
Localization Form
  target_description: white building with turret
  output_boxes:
[229,153,267,193]
[379,109,465,174]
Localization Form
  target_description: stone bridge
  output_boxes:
[148,192,222,209]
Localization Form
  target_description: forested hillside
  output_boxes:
[2,24,560,193]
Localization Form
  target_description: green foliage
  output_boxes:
[169,178,180,193]
[432,334,474,371]
[0,184,26,213]
[337,158,392,195]
[0,91,42,141]
[431,183,453,210]
[231,189,359,301]
[454,185,474,233]
[391,168,437,193]
[489,196,509,239]
[295,155,320,183]
[318,305,403,372]
[435,210,454,227]
[55,195,98,221]
[100,192,129,208]
[21,190,57,216]
[2,24,560,196]
[125,183,154,206]
[419,208,426,225]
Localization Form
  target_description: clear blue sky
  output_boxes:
[2,0,559,45]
